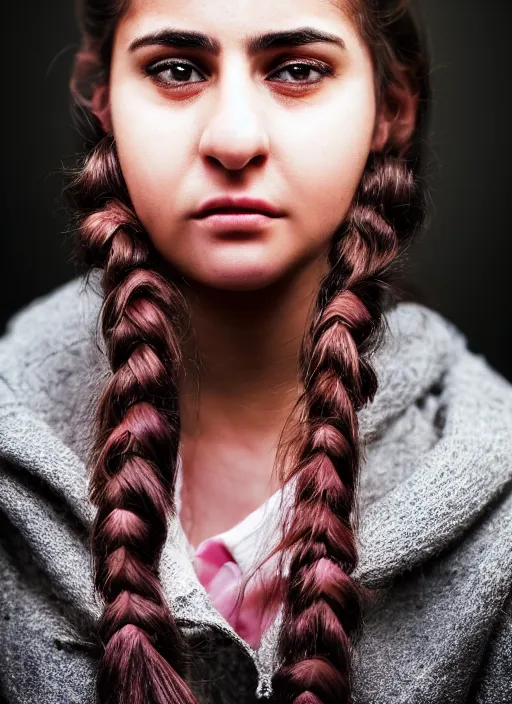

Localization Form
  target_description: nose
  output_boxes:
[197,62,270,172]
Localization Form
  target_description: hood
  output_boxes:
[0,274,511,663]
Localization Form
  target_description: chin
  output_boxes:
[194,268,284,292]
[179,257,294,293]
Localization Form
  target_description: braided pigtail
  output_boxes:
[243,150,426,704]
[65,135,200,704]
[66,2,431,701]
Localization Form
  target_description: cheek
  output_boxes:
[110,84,194,231]
[282,79,376,235]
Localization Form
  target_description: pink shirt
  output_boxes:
[175,456,292,648]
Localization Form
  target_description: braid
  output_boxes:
[262,150,426,704]
[66,132,425,704]
[64,0,432,701]
[66,135,200,704]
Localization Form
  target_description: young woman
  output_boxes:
[0,0,510,703]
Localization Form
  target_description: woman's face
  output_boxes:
[103,0,386,291]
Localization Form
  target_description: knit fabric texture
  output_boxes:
[0,273,511,704]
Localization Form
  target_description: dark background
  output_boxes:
[1,1,511,379]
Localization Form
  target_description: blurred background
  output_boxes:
[1,0,511,379]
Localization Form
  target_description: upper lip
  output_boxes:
[194,195,284,218]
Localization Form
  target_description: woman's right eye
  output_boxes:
[144,60,206,89]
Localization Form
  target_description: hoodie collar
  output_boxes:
[1,284,511,662]
[354,304,512,586]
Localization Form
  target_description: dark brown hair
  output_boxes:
[65,1,432,702]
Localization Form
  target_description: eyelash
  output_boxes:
[143,58,335,91]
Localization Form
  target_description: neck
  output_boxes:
[178,258,327,441]
[174,257,328,542]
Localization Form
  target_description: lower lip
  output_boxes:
[193,212,278,233]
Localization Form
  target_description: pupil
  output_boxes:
[290,65,308,79]
[174,64,191,81]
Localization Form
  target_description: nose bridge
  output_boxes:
[217,55,262,126]
[199,55,269,167]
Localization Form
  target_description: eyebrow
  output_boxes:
[128,27,347,55]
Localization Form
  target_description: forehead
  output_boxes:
[118,0,359,51]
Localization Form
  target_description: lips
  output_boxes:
[194,196,283,219]
[204,207,264,215]
[192,211,277,234]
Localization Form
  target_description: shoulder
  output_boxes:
[0,273,102,375]
[0,273,108,458]
[362,299,512,457]
[0,272,105,404]
[392,304,512,509]
[387,301,512,406]
[385,301,469,360]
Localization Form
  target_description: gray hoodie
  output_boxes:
[0,274,511,704]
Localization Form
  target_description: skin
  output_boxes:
[93,0,417,547]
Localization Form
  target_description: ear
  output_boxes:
[91,82,113,134]
[371,69,419,153]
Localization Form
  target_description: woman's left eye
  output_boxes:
[144,59,334,90]
[270,61,334,84]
